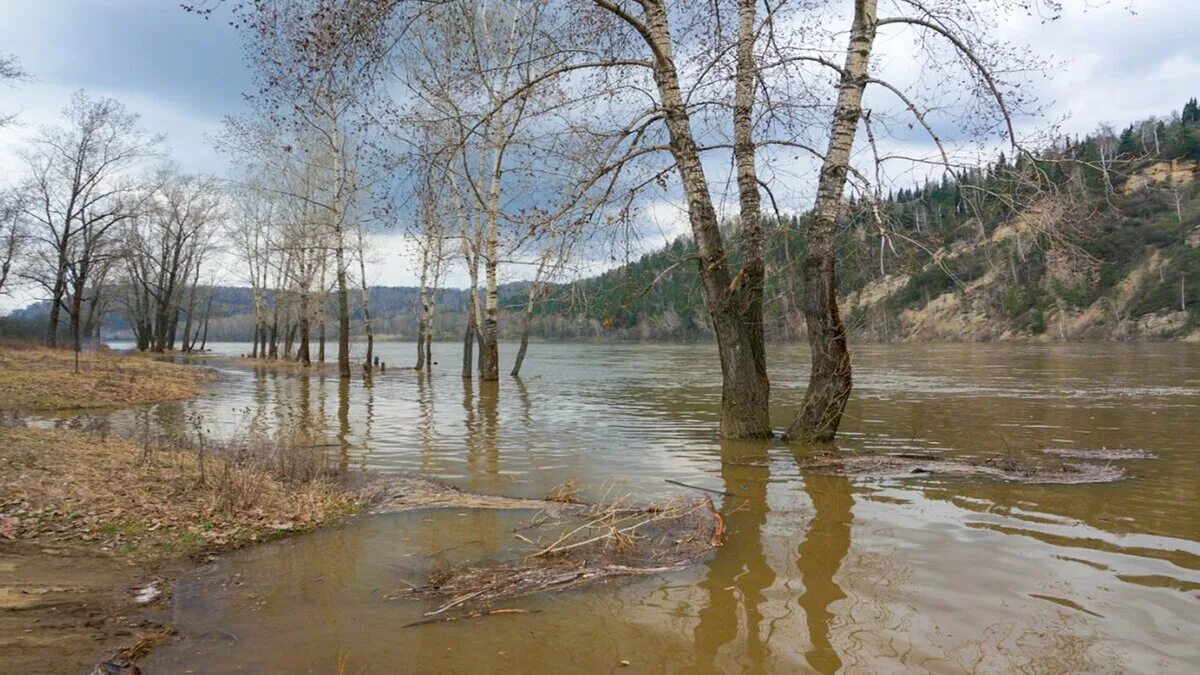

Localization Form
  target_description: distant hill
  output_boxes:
[526,100,1200,342]
[5,285,523,342]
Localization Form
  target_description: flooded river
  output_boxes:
[110,342,1197,673]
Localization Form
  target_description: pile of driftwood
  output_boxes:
[392,492,723,622]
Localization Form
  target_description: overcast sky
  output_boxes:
[1,0,1198,312]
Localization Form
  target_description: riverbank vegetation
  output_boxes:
[0,424,356,560]
[0,341,208,412]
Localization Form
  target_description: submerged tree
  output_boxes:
[783,0,1059,441]
[231,0,388,378]
[119,169,222,353]
[192,0,1068,442]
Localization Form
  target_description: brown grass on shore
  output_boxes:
[0,341,210,412]
[0,424,358,560]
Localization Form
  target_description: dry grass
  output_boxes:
[0,342,209,412]
[0,423,358,560]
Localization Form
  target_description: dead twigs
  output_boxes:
[391,493,723,610]
[664,478,740,497]
[402,608,542,629]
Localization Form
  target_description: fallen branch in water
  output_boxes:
[391,494,721,609]
[799,451,1129,484]
[402,608,543,629]
[664,479,739,497]
[426,589,485,616]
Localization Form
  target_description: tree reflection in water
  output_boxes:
[796,469,853,674]
[692,440,775,670]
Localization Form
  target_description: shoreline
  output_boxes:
[0,341,577,672]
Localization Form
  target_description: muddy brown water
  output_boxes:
[89,342,1199,673]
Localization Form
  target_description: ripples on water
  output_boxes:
[100,341,1199,673]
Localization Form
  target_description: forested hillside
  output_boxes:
[531,101,1200,342]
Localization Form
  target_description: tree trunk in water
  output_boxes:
[166,306,180,351]
[336,244,351,379]
[357,271,374,375]
[283,322,295,360]
[462,310,476,379]
[297,292,310,365]
[181,313,194,353]
[480,253,499,381]
[728,0,771,436]
[783,0,876,443]
[193,291,213,352]
[511,318,531,378]
[268,307,279,360]
[479,142,503,382]
[640,0,770,438]
[318,318,326,363]
[416,248,430,370]
[511,282,539,377]
[416,322,426,370]
[181,288,196,354]
[199,312,210,351]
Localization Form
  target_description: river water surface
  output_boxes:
[114,342,1197,673]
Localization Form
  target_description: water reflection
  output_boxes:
[693,440,776,670]
[337,376,351,472]
[795,468,853,674]
[479,380,501,493]
[417,370,434,473]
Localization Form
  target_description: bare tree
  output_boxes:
[232,0,388,378]
[119,168,222,353]
[782,0,879,442]
[1,53,26,127]
[224,180,281,359]
[18,92,160,358]
[0,190,26,298]
[414,153,449,370]
[781,0,1062,441]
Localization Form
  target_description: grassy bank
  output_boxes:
[0,425,358,560]
[0,343,362,673]
[0,341,209,412]
[0,422,363,674]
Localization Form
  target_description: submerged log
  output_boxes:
[799,452,1130,484]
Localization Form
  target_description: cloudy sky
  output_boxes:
[1,0,1198,311]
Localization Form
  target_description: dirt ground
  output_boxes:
[0,541,178,674]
